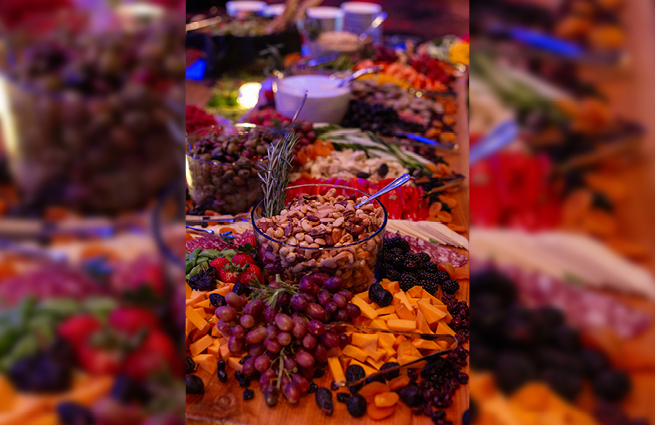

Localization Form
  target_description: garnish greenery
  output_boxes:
[258,131,300,217]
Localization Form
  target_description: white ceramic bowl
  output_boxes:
[226,1,266,17]
[274,75,351,124]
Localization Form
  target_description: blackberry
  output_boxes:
[542,368,583,401]
[385,269,401,282]
[403,253,420,271]
[441,279,459,295]
[385,236,410,253]
[388,249,407,267]
[399,273,419,291]
[243,388,254,400]
[188,267,217,291]
[417,252,431,264]
[494,352,536,394]
[424,262,441,274]
[209,293,226,307]
[421,279,439,295]
[433,270,451,284]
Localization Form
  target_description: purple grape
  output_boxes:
[216,306,236,321]
[307,320,326,336]
[311,273,330,286]
[292,374,310,394]
[338,334,350,349]
[290,293,308,311]
[225,292,242,308]
[215,319,232,334]
[260,369,276,389]
[275,313,294,332]
[313,344,328,363]
[299,275,314,293]
[292,317,307,338]
[228,336,243,353]
[332,293,347,309]
[333,309,348,322]
[280,375,290,388]
[323,276,344,293]
[284,357,297,371]
[250,343,265,357]
[320,331,338,349]
[264,306,278,323]
[231,325,245,340]
[243,299,265,316]
[255,355,271,372]
[245,326,266,344]
[317,290,332,306]
[337,289,353,301]
[277,292,291,307]
[284,382,300,404]
[266,325,278,340]
[306,303,326,321]
[264,338,281,353]
[242,356,256,376]
[344,303,361,318]
[240,314,255,329]
[325,301,338,314]
[277,332,292,346]
[263,385,279,407]
[303,333,317,350]
[295,350,315,368]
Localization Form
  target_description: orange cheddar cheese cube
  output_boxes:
[367,357,385,370]
[228,357,243,372]
[342,345,368,363]
[416,310,432,334]
[407,286,424,298]
[413,339,440,351]
[186,293,205,308]
[350,359,376,376]
[186,307,208,331]
[393,291,412,311]
[437,321,456,336]
[355,291,371,303]
[193,354,217,374]
[370,319,388,329]
[351,297,378,320]
[189,334,214,357]
[395,303,416,321]
[185,284,192,299]
[387,319,416,332]
[417,300,447,325]
[328,357,345,382]
[378,332,396,348]
[374,305,395,316]
[378,314,399,321]
[207,339,221,357]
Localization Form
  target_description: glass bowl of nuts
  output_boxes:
[251,184,388,292]
[186,123,284,215]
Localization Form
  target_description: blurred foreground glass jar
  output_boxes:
[0,10,185,214]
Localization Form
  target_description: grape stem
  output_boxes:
[277,348,286,390]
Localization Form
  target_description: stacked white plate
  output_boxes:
[225,1,267,17]
[340,2,383,43]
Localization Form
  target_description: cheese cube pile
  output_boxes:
[328,279,456,382]
[185,282,248,375]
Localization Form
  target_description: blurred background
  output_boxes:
[468,0,655,424]
[0,0,186,425]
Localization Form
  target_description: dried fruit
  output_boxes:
[186,375,204,394]
[346,393,367,417]
[315,387,334,415]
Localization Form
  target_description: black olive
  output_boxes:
[185,356,196,374]
[186,375,204,394]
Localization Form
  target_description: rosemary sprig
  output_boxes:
[258,130,300,218]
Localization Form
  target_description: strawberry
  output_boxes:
[77,343,121,376]
[210,257,229,271]
[219,268,240,284]
[108,307,160,337]
[242,234,256,248]
[122,329,178,380]
[238,264,263,285]
[231,253,254,268]
[58,315,101,348]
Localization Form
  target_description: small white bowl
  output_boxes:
[274,75,351,124]
[226,1,267,17]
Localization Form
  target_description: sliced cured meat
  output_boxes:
[397,233,468,267]
[185,230,254,253]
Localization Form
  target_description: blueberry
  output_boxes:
[313,368,326,379]
[379,362,400,380]
[346,393,367,417]
[239,355,251,365]
[209,293,226,307]
[217,370,228,383]
[217,359,226,371]
[238,377,251,388]
[336,392,351,403]
[186,375,204,394]
[185,356,196,374]
[307,381,318,394]
[56,402,94,425]
[243,388,254,400]
[234,371,244,380]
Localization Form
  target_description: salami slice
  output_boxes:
[396,234,468,267]
[0,265,106,306]
[186,230,254,253]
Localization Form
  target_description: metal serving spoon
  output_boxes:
[338,65,383,88]
[358,11,387,43]
[355,173,411,209]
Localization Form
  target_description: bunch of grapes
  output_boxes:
[213,273,361,406]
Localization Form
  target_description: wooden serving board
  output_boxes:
[186,221,470,425]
